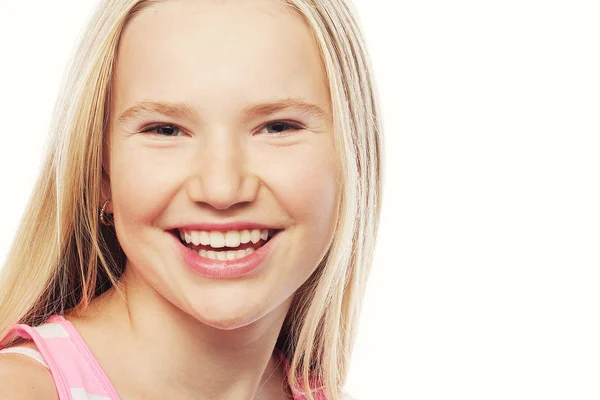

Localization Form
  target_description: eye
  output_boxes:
[259,121,303,135]
[138,121,302,137]
[139,124,183,137]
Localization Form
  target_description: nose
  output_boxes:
[185,131,259,210]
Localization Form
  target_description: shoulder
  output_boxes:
[0,341,59,400]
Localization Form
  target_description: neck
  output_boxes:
[68,266,294,400]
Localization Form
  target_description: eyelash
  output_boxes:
[139,120,303,137]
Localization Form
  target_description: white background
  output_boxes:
[1,1,599,399]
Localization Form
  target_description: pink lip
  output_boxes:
[175,222,277,232]
[169,231,279,279]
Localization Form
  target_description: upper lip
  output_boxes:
[172,222,281,232]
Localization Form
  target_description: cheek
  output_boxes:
[110,142,182,225]
[254,141,340,229]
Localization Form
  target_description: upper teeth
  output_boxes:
[179,228,270,248]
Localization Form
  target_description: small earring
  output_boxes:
[100,199,114,226]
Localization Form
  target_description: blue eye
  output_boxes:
[140,124,182,137]
[261,121,303,135]
[139,121,302,137]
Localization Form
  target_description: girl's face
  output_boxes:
[104,0,339,329]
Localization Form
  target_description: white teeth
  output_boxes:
[224,231,241,247]
[209,231,225,248]
[191,231,201,246]
[180,228,274,249]
[245,247,255,255]
[199,231,210,246]
[250,229,261,244]
[240,229,251,244]
[196,249,250,261]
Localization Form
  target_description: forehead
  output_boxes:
[111,0,330,122]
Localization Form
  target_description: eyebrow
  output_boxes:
[116,98,330,125]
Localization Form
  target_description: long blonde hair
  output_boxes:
[0,0,383,398]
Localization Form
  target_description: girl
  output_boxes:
[0,0,382,399]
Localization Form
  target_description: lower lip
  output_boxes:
[170,232,278,279]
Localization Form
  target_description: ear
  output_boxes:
[101,131,113,213]
[101,170,113,214]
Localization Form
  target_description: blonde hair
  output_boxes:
[0,0,383,398]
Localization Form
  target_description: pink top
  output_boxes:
[0,315,330,400]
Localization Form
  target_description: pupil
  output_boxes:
[268,122,286,133]
[159,125,177,136]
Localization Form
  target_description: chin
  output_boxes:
[195,309,265,331]
[185,298,268,331]
[187,292,291,332]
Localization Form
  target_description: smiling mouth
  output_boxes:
[171,228,279,261]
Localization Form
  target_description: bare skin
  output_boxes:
[63,287,294,400]
[0,0,338,398]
